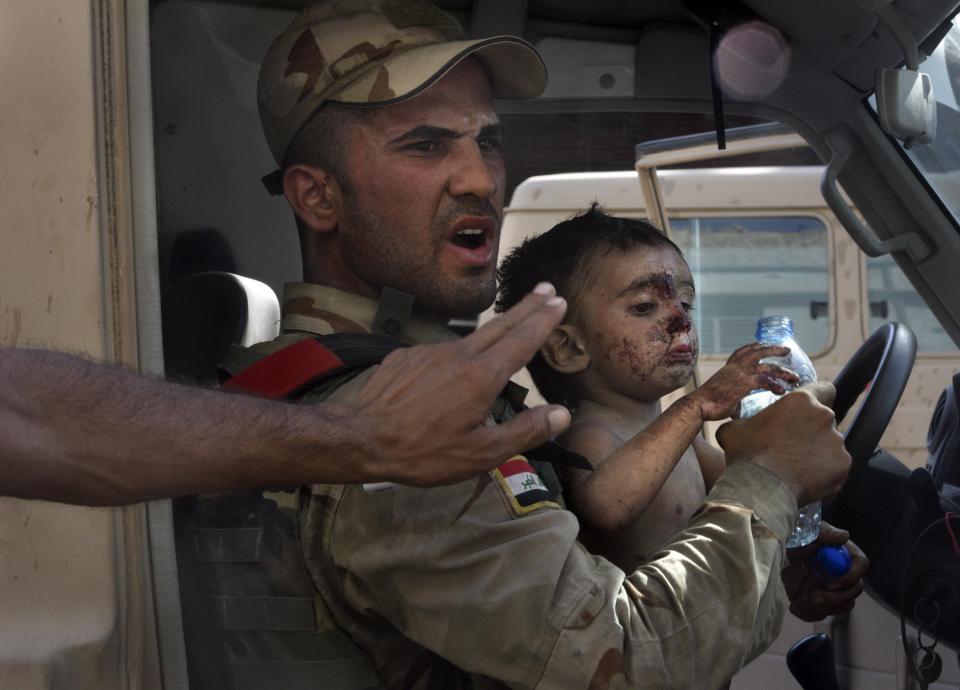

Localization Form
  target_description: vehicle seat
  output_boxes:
[926,370,960,503]
[161,271,280,386]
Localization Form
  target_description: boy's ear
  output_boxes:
[283,164,340,233]
[541,324,590,374]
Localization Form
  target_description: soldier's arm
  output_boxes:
[333,461,795,688]
[329,384,850,688]
[0,286,571,505]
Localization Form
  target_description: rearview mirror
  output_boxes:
[875,68,938,144]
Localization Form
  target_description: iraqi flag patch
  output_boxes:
[492,455,558,516]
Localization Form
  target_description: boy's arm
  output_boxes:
[566,342,798,532]
[693,435,726,491]
[563,396,706,532]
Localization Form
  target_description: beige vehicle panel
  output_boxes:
[0,1,159,688]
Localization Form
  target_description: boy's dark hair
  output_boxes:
[496,203,683,407]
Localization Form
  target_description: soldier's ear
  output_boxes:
[540,324,589,374]
[283,164,341,233]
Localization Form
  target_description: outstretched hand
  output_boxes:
[689,343,799,421]
[781,522,869,621]
[348,283,571,486]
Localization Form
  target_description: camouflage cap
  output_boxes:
[258,0,547,165]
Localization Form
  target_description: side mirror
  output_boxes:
[876,68,938,145]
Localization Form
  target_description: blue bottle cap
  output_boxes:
[814,544,852,580]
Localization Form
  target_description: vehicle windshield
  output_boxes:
[878,13,960,228]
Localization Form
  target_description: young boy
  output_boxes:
[496,204,798,572]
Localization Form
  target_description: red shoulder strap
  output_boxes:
[220,338,344,400]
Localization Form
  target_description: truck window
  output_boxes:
[670,215,830,355]
[867,254,959,352]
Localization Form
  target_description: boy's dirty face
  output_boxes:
[577,245,698,403]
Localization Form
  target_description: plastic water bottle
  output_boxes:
[738,316,821,548]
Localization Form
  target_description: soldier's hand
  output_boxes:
[347,283,571,486]
[716,382,850,505]
[781,522,869,621]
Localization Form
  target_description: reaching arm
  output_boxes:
[0,285,571,505]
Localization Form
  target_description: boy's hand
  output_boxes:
[781,522,869,621]
[689,343,799,421]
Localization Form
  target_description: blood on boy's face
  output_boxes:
[576,245,698,403]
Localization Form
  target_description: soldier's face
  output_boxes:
[334,59,506,319]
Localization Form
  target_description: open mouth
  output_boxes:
[449,227,489,250]
[444,217,497,267]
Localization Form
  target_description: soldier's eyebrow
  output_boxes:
[478,123,504,140]
[389,123,503,145]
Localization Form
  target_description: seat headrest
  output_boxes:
[162,272,279,385]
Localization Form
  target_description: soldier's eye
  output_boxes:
[478,134,502,152]
[408,140,439,153]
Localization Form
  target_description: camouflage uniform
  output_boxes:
[254,283,792,690]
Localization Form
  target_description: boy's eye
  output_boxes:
[682,302,696,313]
[629,303,655,316]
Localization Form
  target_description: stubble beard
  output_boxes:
[338,191,499,321]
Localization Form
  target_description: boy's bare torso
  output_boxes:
[563,401,708,573]
[583,443,705,572]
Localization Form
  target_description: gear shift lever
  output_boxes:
[786,633,841,690]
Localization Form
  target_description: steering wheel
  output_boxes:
[828,322,917,509]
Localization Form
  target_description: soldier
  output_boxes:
[173,2,860,689]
